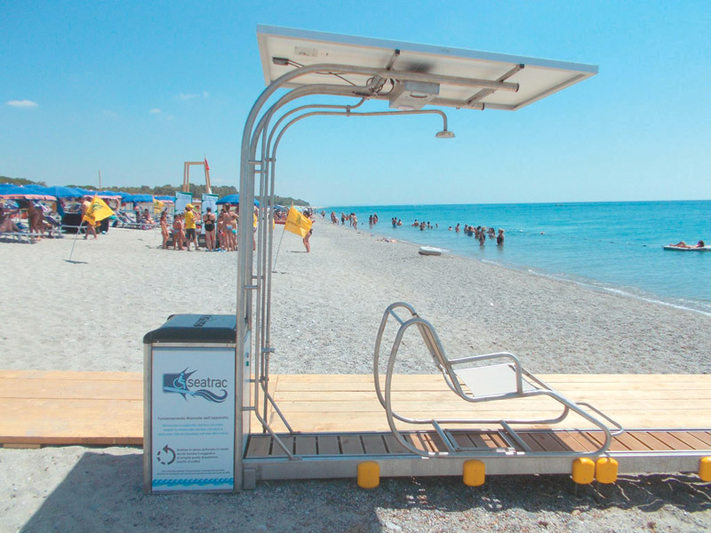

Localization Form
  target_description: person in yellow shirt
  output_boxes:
[184,204,198,251]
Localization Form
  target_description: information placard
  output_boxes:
[151,347,235,492]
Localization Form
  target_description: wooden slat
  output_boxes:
[246,435,271,458]
[649,431,695,451]
[270,436,294,457]
[626,431,675,451]
[382,434,410,454]
[317,435,340,455]
[686,431,711,447]
[361,434,388,455]
[405,432,443,453]
[525,431,572,453]
[581,430,630,453]
[518,432,546,452]
[340,435,364,455]
[2,370,711,448]
[668,431,711,451]
[613,432,650,452]
[555,430,600,453]
[295,435,317,455]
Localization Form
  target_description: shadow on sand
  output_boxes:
[19,449,711,532]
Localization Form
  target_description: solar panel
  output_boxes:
[257,25,597,111]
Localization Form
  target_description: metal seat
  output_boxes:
[373,302,623,458]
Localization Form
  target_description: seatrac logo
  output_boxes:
[162,368,229,403]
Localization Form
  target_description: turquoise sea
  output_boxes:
[323,201,710,315]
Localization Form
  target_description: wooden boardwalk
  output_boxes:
[2,370,711,447]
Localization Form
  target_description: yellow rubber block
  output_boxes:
[572,457,595,485]
[463,460,485,487]
[596,457,619,484]
[700,457,711,482]
[357,461,380,489]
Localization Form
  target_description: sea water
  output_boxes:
[323,201,711,315]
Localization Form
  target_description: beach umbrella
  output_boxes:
[155,195,176,203]
[125,194,154,203]
[0,185,55,200]
[97,190,123,198]
[44,185,85,198]
[216,193,259,206]
[22,184,52,195]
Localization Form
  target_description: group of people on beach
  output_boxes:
[162,204,243,252]
[330,212,365,230]
[0,200,61,239]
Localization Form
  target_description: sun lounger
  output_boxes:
[0,231,36,244]
[373,302,623,458]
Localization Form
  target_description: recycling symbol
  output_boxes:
[157,445,176,465]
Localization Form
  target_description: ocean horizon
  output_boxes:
[323,200,711,315]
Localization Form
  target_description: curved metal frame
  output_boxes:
[249,101,457,441]
[373,302,624,458]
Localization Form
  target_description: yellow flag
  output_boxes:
[153,199,165,213]
[284,206,312,238]
[83,195,115,226]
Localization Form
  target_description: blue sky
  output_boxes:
[2,1,710,205]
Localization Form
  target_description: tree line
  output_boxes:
[0,176,309,206]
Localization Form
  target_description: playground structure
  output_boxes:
[182,159,211,194]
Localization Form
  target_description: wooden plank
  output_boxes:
[449,431,477,450]
[294,435,317,455]
[272,389,711,402]
[0,370,143,381]
[270,436,294,457]
[316,435,340,455]
[450,430,510,451]
[685,431,711,447]
[383,434,411,454]
[405,432,434,453]
[668,431,711,451]
[525,431,571,453]
[340,435,365,455]
[518,432,546,452]
[649,431,695,451]
[0,378,143,400]
[361,434,388,455]
[246,435,271,458]
[1,370,711,447]
[555,430,600,453]
[613,432,651,452]
[625,431,675,451]
[581,430,629,453]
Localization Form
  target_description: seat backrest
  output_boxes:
[413,320,456,377]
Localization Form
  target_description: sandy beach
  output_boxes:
[1,221,710,532]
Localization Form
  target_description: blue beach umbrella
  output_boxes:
[44,185,85,198]
[126,194,155,203]
[97,190,123,198]
[0,185,55,200]
[216,193,259,206]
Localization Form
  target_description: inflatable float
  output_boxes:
[418,246,444,256]
[663,245,710,252]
